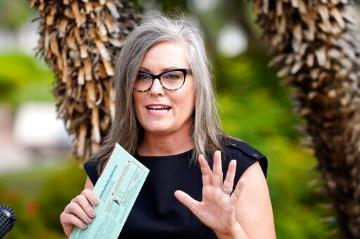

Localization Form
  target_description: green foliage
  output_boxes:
[37,161,86,233]
[264,137,334,238]
[0,0,34,29]
[216,45,300,141]
[0,52,55,107]
[0,160,85,238]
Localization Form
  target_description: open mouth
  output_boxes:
[146,105,171,111]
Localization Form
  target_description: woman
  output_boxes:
[60,14,276,239]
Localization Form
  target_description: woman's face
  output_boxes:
[133,41,195,137]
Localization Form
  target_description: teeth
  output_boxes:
[147,106,170,110]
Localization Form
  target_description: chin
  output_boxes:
[142,122,172,133]
[144,126,171,134]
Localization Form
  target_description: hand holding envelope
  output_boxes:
[61,144,149,239]
[60,189,99,237]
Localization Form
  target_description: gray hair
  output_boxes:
[93,13,223,172]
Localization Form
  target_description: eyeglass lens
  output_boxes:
[134,70,187,92]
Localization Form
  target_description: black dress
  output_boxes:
[84,137,268,239]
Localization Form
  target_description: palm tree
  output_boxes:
[253,0,360,238]
[29,0,141,160]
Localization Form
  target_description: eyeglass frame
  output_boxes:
[133,68,192,92]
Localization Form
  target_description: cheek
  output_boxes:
[176,90,195,115]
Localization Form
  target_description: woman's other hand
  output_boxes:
[60,189,99,237]
[174,151,248,239]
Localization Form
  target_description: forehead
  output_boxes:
[140,40,190,70]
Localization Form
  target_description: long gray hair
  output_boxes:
[92,13,223,173]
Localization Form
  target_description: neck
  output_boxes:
[137,128,194,156]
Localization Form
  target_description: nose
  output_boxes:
[149,78,164,96]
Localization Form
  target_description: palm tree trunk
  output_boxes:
[29,0,141,160]
[253,0,360,238]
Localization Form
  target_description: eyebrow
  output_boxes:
[139,67,188,73]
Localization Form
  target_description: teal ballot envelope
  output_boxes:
[70,143,149,239]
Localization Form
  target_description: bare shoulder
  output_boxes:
[236,162,276,238]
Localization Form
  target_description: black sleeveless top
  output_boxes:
[84,137,267,239]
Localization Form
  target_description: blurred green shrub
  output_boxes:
[0,52,54,107]
[37,161,86,233]
[0,0,34,29]
[0,160,85,238]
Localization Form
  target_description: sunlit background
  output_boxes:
[2,0,359,238]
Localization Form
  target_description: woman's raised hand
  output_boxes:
[174,151,247,239]
[60,189,99,237]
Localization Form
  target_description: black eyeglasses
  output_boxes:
[134,68,192,92]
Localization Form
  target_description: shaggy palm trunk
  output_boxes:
[29,0,141,160]
[253,0,360,238]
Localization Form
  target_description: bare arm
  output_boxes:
[84,176,95,190]
[236,162,276,238]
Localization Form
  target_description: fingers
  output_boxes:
[199,151,237,197]
[231,177,246,203]
[222,160,237,193]
[72,192,97,219]
[212,151,223,187]
[67,200,93,224]
[174,190,200,215]
[60,211,88,230]
[198,154,212,186]
[81,189,99,207]
[60,189,99,235]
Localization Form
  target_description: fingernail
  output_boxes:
[90,211,96,218]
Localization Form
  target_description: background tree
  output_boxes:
[29,0,141,160]
[253,0,360,238]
